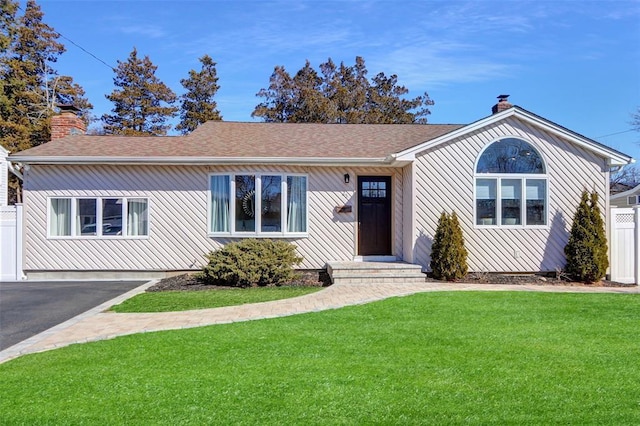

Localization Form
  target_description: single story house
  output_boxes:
[611,183,640,208]
[6,97,634,280]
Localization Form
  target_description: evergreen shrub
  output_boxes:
[564,191,609,282]
[430,211,468,281]
[198,239,303,287]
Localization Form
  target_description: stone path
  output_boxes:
[1,280,637,364]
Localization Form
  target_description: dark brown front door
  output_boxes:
[358,176,392,256]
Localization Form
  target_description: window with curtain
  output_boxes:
[48,197,149,238]
[287,176,307,233]
[475,138,547,227]
[210,175,230,232]
[50,198,71,236]
[209,173,308,236]
[127,199,148,236]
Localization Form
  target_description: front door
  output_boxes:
[358,176,392,256]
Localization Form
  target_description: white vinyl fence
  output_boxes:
[0,205,23,281]
[610,207,640,284]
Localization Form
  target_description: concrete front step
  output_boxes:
[326,261,426,285]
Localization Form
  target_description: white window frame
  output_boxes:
[208,172,309,238]
[47,196,150,239]
[628,195,639,206]
[474,137,549,229]
[473,175,549,228]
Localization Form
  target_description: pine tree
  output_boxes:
[0,0,91,202]
[252,65,295,123]
[430,211,468,281]
[288,60,333,123]
[252,56,433,124]
[589,191,609,277]
[564,190,609,282]
[102,48,178,136]
[176,54,221,134]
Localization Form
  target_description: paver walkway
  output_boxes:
[1,280,637,364]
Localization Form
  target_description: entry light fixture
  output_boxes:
[344,173,350,184]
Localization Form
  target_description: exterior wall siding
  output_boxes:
[22,164,402,272]
[413,117,608,272]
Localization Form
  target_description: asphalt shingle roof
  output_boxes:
[10,121,463,161]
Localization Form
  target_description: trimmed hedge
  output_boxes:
[430,211,468,281]
[564,191,608,283]
[198,239,303,287]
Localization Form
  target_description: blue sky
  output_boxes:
[33,0,640,160]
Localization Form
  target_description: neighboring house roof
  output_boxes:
[611,183,640,202]
[8,106,634,167]
[9,122,463,165]
[610,182,635,194]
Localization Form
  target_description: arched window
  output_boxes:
[475,138,547,227]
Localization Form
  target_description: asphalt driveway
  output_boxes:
[0,280,145,351]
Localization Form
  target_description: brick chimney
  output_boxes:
[491,94,513,114]
[51,105,86,140]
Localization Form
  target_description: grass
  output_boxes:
[1,292,639,424]
[110,286,323,313]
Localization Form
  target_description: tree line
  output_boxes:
[1,0,435,149]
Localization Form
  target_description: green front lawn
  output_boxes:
[111,286,323,313]
[1,292,638,424]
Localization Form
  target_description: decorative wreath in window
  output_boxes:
[242,190,255,217]
[242,189,271,217]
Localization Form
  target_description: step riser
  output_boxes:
[332,277,426,285]
[327,261,426,285]
[330,271,424,278]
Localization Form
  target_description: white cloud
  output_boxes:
[117,24,167,39]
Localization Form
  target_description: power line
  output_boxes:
[595,129,635,139]
[57,33,115,71]
[14,2,115,71]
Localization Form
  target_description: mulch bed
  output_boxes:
[147,270,634,292]
[147,270,332,292]
[438,272,634,288]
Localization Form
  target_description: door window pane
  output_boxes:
[476,179,496,225]
[501,179,521,225]
[235,175,255,232]
[261,175,282,232]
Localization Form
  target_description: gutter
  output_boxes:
[7,161,23,181]
[7,156,401,167]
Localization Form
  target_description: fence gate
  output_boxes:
[0,205,22,281]
[610,207,639,284]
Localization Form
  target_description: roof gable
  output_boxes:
[394,106,634,166]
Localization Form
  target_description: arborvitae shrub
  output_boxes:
[564,190,609,282]
[430,211,468,281]
[198,239,303,287]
